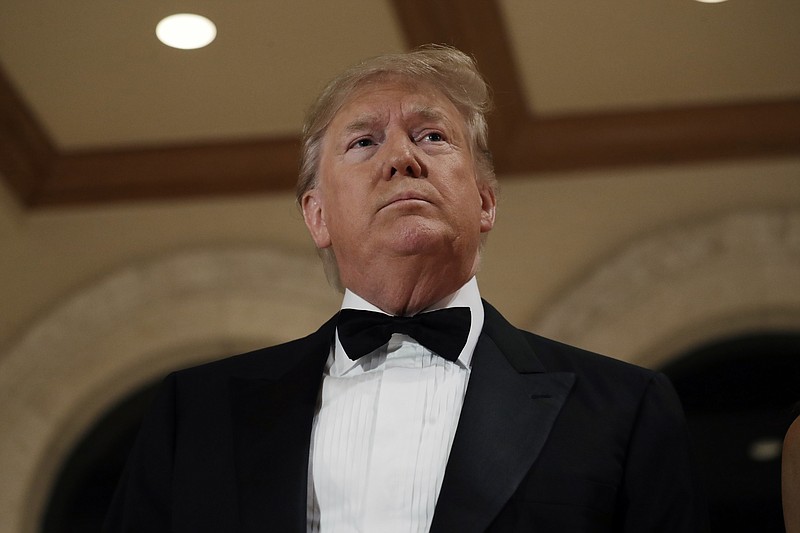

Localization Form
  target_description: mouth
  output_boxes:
[382,192,431,209]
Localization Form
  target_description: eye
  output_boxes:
[420,131,444,143]
[349,137,375,149]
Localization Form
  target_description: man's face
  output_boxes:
[301,80,496,289]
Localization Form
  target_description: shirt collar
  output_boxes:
[333,277,484,374]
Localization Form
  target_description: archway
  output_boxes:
[0,247,339,533]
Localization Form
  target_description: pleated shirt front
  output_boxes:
[307,278,483,533]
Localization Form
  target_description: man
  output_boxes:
[106,45,707,532]
[784,413,800,533]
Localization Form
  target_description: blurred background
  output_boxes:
[1,1,799,531]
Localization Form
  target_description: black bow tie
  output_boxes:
[336,307,471,362]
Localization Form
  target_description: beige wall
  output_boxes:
[2,157,799,351]
[1,156,799,532]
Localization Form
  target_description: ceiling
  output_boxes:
[1,0,798,208]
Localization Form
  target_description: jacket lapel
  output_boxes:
[431,302,575,533]
[228,316,336,532]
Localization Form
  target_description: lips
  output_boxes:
[382,191,431,209]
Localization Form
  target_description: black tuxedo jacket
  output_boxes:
[105,301,707,532]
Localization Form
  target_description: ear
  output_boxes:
[301,189,332,248]
[478,183,496,233]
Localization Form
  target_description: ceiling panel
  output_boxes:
[0,0,404,149]
[0,0,797,208]
[500,0,800,114]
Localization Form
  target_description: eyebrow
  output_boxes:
[412,106,450,126]
[342,115,382,135]
[339,106,455,136]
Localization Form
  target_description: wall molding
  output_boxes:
[0,247,338,533]
[532,209,800,368]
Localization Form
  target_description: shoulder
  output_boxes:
[484,301,653,377]
[522,329,657,381]
[482,300,670,408]
[784,415,800,533]
[786,413,800,448]
[483,299,658,383]
[522,328,676,411]
[169,313,337,385]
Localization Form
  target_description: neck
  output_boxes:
[341,255,478,316]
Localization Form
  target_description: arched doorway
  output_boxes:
[663,332,800,532]
[0,247,339,533]
[40,382,161,532]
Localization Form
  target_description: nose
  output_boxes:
[384,135,423,180]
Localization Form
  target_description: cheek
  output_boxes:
[325,188,369,236]
[449,174,483,213]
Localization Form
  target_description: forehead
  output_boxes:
[328,79,467,131]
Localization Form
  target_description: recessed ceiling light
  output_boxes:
[694,0,728,3]
[156,13,217,50]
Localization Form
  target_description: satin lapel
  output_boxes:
[430,303,575,533]
[228,318,335,533]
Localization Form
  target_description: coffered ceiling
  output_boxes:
[1,0,798,208]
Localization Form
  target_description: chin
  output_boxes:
[387,222,455,256]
